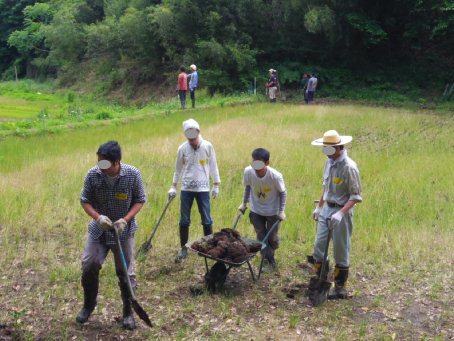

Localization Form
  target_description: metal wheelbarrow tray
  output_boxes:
[187,220,280,282]
[187,235,262,281]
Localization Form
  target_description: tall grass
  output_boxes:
[0,102,452,338]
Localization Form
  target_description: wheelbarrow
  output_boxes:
[187,218,280,290]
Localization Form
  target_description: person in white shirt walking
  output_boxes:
[238,148,287,271]
[311,130,362,299]
[168,118,221,262]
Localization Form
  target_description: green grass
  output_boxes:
[0,98,453,339]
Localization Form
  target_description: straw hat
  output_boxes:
[190,64,197,71]
[311,130,352,146]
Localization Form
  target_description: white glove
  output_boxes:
[278,211,286,221]
[211,185,220,199]
[97,215,112,230]
[312,206,322,221]
[168,186,177,199]
[238,202,247,214]
[330,211,345,228]
[113,218,128,234]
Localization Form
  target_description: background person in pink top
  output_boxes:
[177,66,188,109]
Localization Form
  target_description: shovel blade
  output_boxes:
[132,299,153,327]
[307,277,332,306]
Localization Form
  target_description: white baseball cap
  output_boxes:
[183,118,200,139]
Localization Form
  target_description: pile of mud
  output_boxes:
[192,228,262,263]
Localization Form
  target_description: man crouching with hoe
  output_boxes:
[76,140,146,330]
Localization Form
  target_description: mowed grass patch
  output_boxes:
[0,103,452,339]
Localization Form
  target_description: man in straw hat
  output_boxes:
[310,130,362,299]
[168,118,220,262]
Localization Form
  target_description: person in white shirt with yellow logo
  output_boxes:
[238,148,287,272]
[168,118,221,262]
[311,130,362,299]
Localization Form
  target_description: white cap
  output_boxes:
[183,118,200,138]
[190,64,197,71]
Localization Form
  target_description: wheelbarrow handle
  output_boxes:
[261,219,281,245]
[232,207,247,230]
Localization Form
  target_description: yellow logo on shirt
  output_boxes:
[263,187,272,193]
[200,159,207,165]
[333,177,343,184]
[116,193,128,200]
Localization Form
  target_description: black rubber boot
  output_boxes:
[120,287,136,330]
[313,260,329,280]
[191,99,195,108]
[175,225,189,262]
[76,273,98,324]
[328,265,349,299]
[203,224,213,236]
[179,225,189,248]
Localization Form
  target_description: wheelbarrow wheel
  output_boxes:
[204,262,229,293]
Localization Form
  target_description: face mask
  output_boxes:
[97,159,112,169]
[322,146,336,156]
[185,128,199,139]
[251,160,266,170]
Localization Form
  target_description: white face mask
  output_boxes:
[322,146,336,156]
[97,159,112,169]
[251,160,266,170]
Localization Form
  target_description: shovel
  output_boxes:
[136,196,174,259]
[113,226,153,327]
[308,218,333,306]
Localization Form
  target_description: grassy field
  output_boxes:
[0,101,453,340]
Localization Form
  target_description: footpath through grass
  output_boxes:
[0,101,453,339]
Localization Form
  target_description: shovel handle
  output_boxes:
[146,195,174,245]
[113,227,136,301]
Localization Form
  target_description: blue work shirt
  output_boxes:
[188,71,198,91]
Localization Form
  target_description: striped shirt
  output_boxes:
[80,164,147,245]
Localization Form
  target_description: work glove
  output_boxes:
[97,215,112,230]
[238,203,247,214]
[312,206,322,221]
[330,211,345,228]
[113,218,128,235]
[168,186,177,199]
[211,185,220,199]
[278,211,286,221]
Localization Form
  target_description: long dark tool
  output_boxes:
[113,227,152,327]
[308,218,333,306]
[136,196,174,259]
[232,207,247,230]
